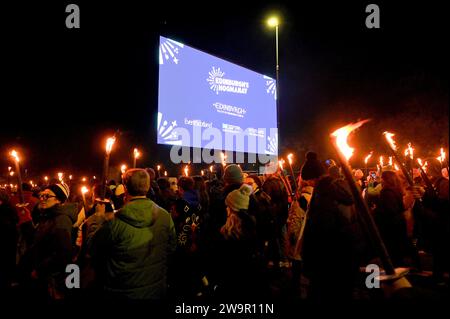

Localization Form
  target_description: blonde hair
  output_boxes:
[220,207,243,240]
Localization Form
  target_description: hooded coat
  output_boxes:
[89,198,176,299]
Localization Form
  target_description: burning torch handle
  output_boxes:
[418,166,437,198]
[14,162,25,204]
[384,145,414,187]
[100,153,109,201]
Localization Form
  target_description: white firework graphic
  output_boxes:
[265,133,278,155]
[157,112,182,145]
[207,67,225,94]
[159,38,184,65]
[264,75,277,100]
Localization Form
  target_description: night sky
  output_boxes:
[1,1,448,178]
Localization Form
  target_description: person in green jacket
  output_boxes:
[89,168,176,300]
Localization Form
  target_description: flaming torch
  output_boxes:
[133,148,140,168]
[332,121,403,278]
[437,147,448,172]
[209,165,214,180]
[164,170,168,177]
[364,151,373,176]
[120,164,127,175]
[184,165,189,177]
[81,186,89,211]
[287,153,297,194]
[100,136,116,200]
[416,158,436,197]
[278,159,294,200]
[404,142,414,177]
[157,165,161,178]
[10,150,24,204]
[383,132,414,186]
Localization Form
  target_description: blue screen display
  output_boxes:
[157,36,278,155]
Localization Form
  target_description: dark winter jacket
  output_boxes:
[302,176,362,276]
[26,203,78,279]
[374,187,412,266]
[89,198,176,299]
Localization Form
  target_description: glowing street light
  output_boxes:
[267,15,280,155]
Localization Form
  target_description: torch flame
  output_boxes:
[437,148,446,163]
[278,159,285,170]
[164,171,167,177]
[121,164,127,174]
[133,148,140,159]
[379,156,384,167]
[157,165,161,171]
[406,143,414,160]
[417,158,424,168]
[81,186,88,194]
[58,172,63,181]
[184,165,189,177]
[383,132,397,151]
[287,153,294,165]
[331,120,369,161]
[82,177,86,182]
[44,176,48,181]
[10,150,20,162]
[106,137,116,154]
[201,170,204,176]
[389,156,393,166]
[394,164,400,171]
[364,151,373,164]
[209,165,213,173]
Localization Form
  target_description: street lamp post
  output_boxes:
[267,16,280,156]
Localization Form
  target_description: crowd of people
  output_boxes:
[0,151,448,304]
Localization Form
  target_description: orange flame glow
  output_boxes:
[10,150,20,162]
[121,164,127,174]
[389,156,393,166]
[405,143,414,160]
[58,172,63,181]
[133,148,140,159]
[383,132,397,151]
[164,171,167,177]
[157,165,161,171]
[287,153,294,165]
[81,186,88,195]
[394,164,400,171]
[278,159,285,170]
[106,137,116,154]
[209,165,213,173]
[364,151,373,164]
[331,120,369,161]
[379,156,384,167]
[418,158,428,172]
[437,148,446,163]
[184,165,189,177]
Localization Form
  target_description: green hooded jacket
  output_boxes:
[90,198,176,299]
